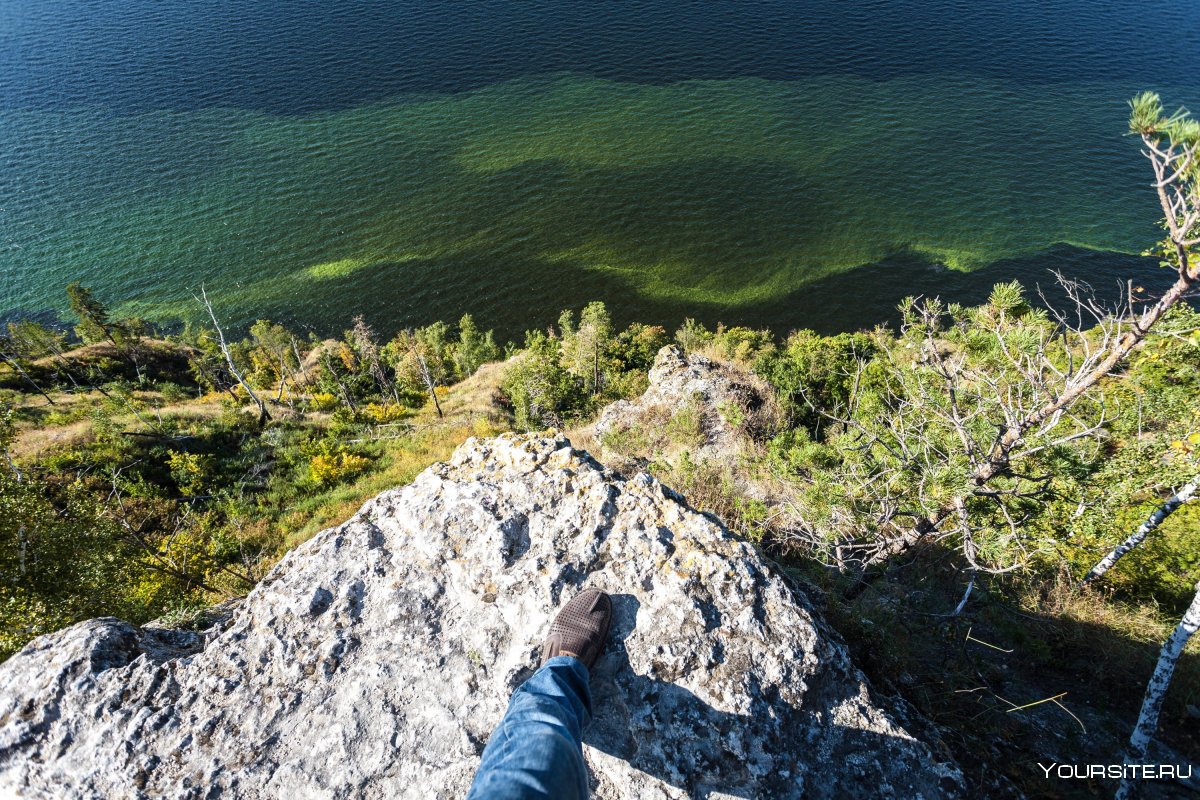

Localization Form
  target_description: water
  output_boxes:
[1,0,1197,340]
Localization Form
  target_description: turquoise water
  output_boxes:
[2,1,1197,338]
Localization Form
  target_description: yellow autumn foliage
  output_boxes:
[364,403,409,423]
[309,451,371,487]
[308,392,339,411]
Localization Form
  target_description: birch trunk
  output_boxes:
[1115,581,1200,800]
[1083,478,1198,585]
[199,286,270,427]
[416,352,443,418]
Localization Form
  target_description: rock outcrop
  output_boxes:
[0,433,963,799]
[594,346,778,468]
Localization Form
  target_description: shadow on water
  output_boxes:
[2,142,1176,344]
[176,153,1172,342]
[561,593,961,799]
[239,242,1174,346]
[747,245,1179,337]
[1,244,1175,350]
[2,146,1173,343]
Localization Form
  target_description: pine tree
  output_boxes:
[65,282,114,345]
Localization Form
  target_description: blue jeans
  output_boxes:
[466,656,592,800]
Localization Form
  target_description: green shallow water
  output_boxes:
[0,72,1174,337]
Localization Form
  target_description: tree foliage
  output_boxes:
[501,330,583,430]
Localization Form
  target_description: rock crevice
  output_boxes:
[0,433,962,799]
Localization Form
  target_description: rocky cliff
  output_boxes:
[0,433,963,799]
[594,345,778,467]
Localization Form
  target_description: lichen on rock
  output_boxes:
[0,433,962,799]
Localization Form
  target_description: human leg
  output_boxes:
[466,589,612,800]
[465,656,592,800]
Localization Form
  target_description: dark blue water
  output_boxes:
[6,1,1196,113]
[2,0,1197,339]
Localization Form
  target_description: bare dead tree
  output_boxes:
[0,347,56,405]
[1116,580,1200,800]
[0,409,22,484]
[415,349,444,418]
[350,315,398,402]
[317,348,359,412]
[186,348,239,403]
[1083,475,1198,585]
[196,286,270,427]
[289,336,317,395]
[275,355,289,405]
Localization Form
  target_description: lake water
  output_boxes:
[2,0,1197,340]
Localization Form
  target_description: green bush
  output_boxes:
[707,325,775,365]
[757,329,875,432]
[766,427,838,478]
[501,331,586,430]
[0,469,177,659]
[674,318,712,353]
[612,323,669,373]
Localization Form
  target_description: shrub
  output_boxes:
[0,470,165,659]
[326,407,364,438]
[664,450,739,522]
[363,403,409,423]
[501,331,586,430]
[757,330,875,432]
[43,407,89,427]
[599,423,652,458]
[766,428,838,478]
[453,314,501,379]
[604,368,650,400]
[612,323,669,373]
[675,318,712,353]
[707,325,775,365]
[156,381,190,404]
[716,399,745,429]
[308,392,339,412]
[166,450,215,496]
[309,449,371,488]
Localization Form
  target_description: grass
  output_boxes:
[1018,571,1200,691]
[275,357,513,547]
[5,352,515,591]
[277,416,503,547]
[666,400,706,448]
[11,389,229,459]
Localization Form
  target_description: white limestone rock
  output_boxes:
[0,433,963,799]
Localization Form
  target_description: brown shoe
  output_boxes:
[540,589,612,670]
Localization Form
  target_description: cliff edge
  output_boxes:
[0,433,963,799]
